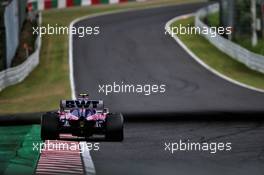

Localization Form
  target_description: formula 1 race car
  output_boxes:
[41,94,124,141]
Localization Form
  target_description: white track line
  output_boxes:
[80,142,96,175]
[68,6,188,175]
[69,20,77,100]
[68,2,203,100]
[69,8,155,100]
[165,14,264,93]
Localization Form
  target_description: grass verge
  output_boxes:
[0,0,205,114]
[171,16,264,90]
[0,125,41,175]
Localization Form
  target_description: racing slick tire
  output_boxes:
[105,113,124,141]
[41,112,59,140]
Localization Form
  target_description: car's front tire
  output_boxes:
[105,113,124,141]
[41,113,59,140]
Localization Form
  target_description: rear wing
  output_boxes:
[60,100,104,111]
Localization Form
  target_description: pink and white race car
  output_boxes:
[41,94,124,141]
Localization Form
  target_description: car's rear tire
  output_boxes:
[105,113,124,141]
[41,113,59,140]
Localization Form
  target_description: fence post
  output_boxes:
[261,2,264,38]
[251,0,258,46]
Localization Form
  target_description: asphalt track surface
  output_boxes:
[72,3,264,175]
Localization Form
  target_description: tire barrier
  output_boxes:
[0,112,42,125]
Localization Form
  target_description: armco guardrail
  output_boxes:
[0,15,42,92]
[195,4,264,74]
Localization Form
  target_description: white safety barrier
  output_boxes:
[0,15,42,92]
[195,4,264,74]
